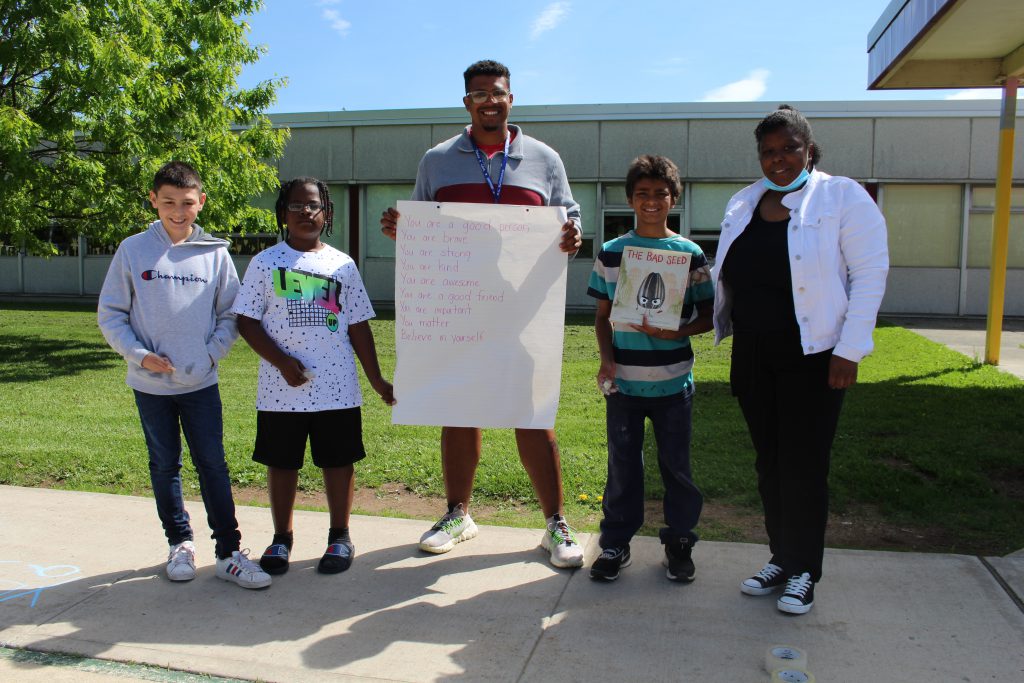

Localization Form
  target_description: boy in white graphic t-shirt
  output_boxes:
[232,177,395,576]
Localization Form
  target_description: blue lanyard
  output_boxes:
[471,133,509,204]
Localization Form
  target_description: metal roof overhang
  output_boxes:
[868,0,1024,361]
[867,0,1024,90]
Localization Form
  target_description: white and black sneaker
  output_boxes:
[777,572,815,614]
[740,562,786,596]
[589,546,631,581]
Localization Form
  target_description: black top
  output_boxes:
[720,205,799,335]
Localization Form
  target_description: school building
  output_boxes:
[2,99,1023,316]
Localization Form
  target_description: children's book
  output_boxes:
[609,246,690,330]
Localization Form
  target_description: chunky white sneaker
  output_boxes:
[740,562,786,596]
[166,540,196,582]
[215,549,272,589]
[541,514,584,569]
[419,504,479,554]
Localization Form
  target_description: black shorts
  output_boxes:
[253,408,366,470]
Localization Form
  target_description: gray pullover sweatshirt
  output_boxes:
[98,220,240,395]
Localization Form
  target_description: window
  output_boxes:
[569,182,597,258]
[364,184,415,258]
[689,183,747,261]
[967,186,1024,269]
[882,184,962,268]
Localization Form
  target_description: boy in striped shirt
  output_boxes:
[586,155,715,583]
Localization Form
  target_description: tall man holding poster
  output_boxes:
[380,59,584,569]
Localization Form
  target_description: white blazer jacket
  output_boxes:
[711,170,889,363]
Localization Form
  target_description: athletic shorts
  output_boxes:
[252,408,366,470]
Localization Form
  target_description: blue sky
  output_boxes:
[237,0,1008,114]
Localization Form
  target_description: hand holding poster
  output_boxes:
[609,246,690,330]
[392,200,568,429]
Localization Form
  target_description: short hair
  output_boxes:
[625,155,682,200]
[463,60,510,91]
[275,176,334,238]
[152,161,203,193]
[754,104,823,168]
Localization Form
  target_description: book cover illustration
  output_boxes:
[609,246,690,331]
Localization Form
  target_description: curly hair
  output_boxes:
[463,59,510,91]
[625,155,683,200]
[754,104,823,169]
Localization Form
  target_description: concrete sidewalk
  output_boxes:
[886,316,1024,380]
[2,486,1022,682]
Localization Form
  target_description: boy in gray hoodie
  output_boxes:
[98,161,271,589]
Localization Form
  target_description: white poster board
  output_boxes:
[392,200,568,429]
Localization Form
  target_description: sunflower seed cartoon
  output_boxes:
[637,272,666,311]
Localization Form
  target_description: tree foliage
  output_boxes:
[0,0,288,254]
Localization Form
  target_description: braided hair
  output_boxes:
[754,104,823,169]
[275,176,334,242]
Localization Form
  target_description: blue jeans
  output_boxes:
[600,388,703,549]
[133,384,240,558]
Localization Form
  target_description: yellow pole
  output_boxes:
[985,76,1018,365]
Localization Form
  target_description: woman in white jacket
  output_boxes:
[711,105,888,615]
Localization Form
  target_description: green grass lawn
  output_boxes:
[1,302,1022,554]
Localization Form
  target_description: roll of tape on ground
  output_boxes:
[764,646,808,674]
[770,668,815,683]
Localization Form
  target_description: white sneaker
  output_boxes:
[215,549,272,589]
[166,540,196,581]
[542,514,584,568]
[419,504,479,553]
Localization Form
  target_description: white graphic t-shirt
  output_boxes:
[231,242,374,411]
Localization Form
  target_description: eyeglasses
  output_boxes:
[465,88,510,104]
[286,202,323,213]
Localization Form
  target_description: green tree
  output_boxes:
[0,0,288,254]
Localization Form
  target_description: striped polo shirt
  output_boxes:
[588,231,714,397]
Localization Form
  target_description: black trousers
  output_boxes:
[731,330,845,582]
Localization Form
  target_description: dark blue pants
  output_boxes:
[133,384,241,559]
[599,388,703,549]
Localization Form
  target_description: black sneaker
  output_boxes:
[777,572,815,614]
[318,539,355,574]
[589,546,631,581]
[740,562,786,595]
[663,538,695,583]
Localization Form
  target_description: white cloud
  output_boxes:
[945,89,1016,100]
[531,2,570,41]
[322,8,351,36]
[701,69,770,102]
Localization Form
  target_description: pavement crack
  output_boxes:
[977,555,1024,615]
[515,568,576,683]
[35,568,144,626]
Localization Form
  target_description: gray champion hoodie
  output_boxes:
[98,220,240,395]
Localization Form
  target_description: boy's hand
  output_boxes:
[380,207,399,242]
[141,353,175,374]
[559,219,582,254]
[597,363,618,395]
[275,356,309,387]
[630,315,677,340]
[371,377,396,406]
